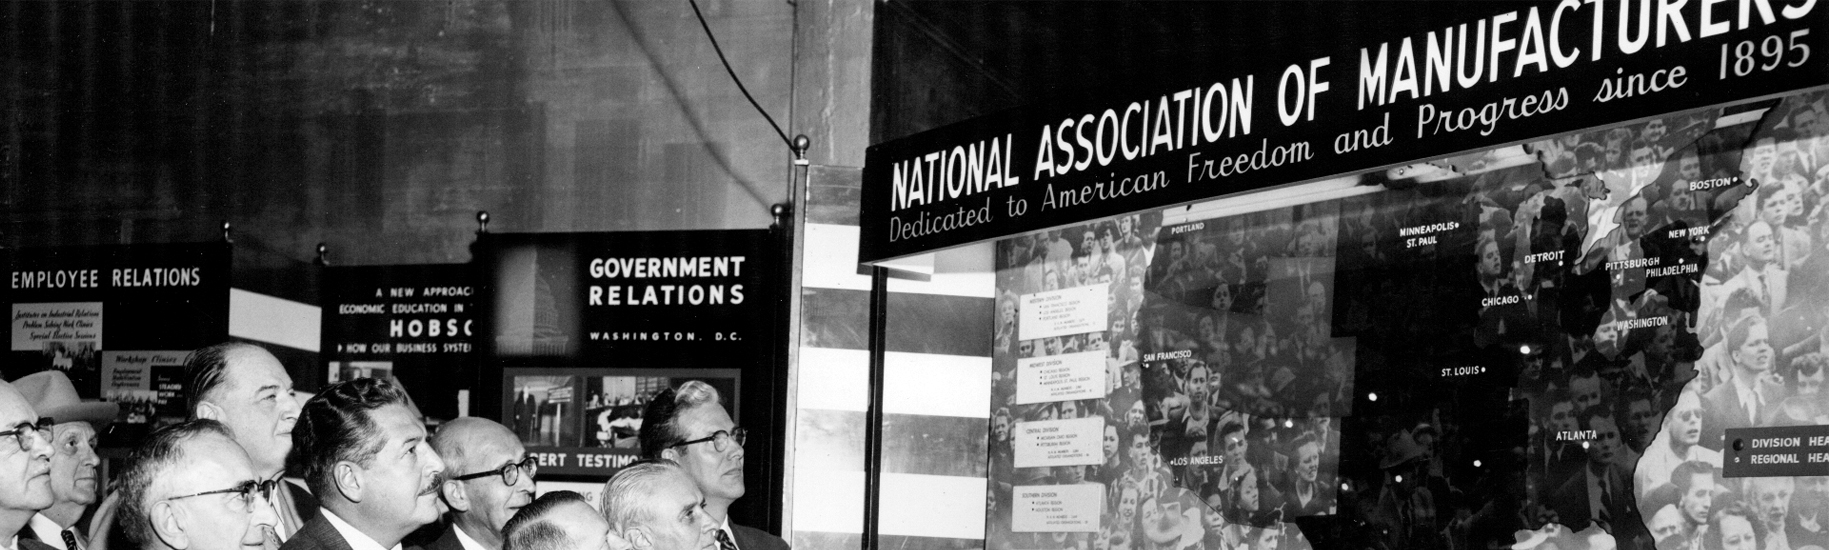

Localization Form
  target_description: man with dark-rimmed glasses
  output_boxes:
[638,382,785,550]
[425,418,538,550]
[113,419,281,550]
[0,379,57,550]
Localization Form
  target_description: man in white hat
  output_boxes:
[14,370,116,550]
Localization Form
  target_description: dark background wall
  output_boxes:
[2,0,796,288]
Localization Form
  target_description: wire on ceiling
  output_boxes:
[687,0,795,155]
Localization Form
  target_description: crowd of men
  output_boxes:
[0,342,787,550]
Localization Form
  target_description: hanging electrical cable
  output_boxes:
[687,0,796,154]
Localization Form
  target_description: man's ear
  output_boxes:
[193,401,224,422]
[439,477,469,512]
[150,501,190,550]
[660,446,681,463]
[625,528,653,550]
[334,461,365,503]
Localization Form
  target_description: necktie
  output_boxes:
[715,530,739,550]
[61,527,84,550]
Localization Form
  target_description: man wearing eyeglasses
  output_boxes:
[0,379,56,550]
[283,378,446,550]
[13,371,116,550]
[426,418,537,550]
[90,343,313,550]
[637,382,785,550]
[114,419,281,550]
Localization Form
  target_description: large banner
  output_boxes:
[320,264,478,421]
[476,230,776,478]
[3,243,229,439]
[861,0,1828,263]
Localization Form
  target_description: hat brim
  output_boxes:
[38,403,120,427]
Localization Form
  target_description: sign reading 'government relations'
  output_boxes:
[859,0,1828,262]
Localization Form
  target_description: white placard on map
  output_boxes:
[1014,417,1104,468]
[1013,484,1103,532]
[1016,350,1107,404]
[1018,284,1107,341]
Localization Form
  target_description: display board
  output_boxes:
[2,243,230,442]
[984,88,1829,550]
[320,264,478,421]
[861,0,1829,263]
[475,230,776,478]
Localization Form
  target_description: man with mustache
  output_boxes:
[428,418,537,550]
[14,371,115,550]
[115,420,280,550]
[639,383,787,550]
[602,461,718,550]
[282,378,446,550]
[0,379,56,550]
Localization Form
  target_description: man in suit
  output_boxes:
[282,378,446,550]
[638,383,788,550]
[600,461,717,550]
[14,371,116,550]
[426,418,537,550]
[1550,409,1649,550]
[1701,316,1786,451]
[0,379,56,550]
[499,492,624,550]
[91,343,315,550]
[114,420,280,550]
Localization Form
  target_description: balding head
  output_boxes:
[435,417,535,549]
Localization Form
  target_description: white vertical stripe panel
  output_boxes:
[887,243,995,298]
[885,352,991,418]
[797,347,869,412]
[228,288,320,352]
[791,469,866,534]
[803,224,872,291]
[881,473,989,540]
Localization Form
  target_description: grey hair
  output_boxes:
[601,460,686,533]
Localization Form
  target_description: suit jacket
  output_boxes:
[412,524,465,550]
[280,516,357,550]
[730,524,789,550]
[1700,377,1788,451]
[1549,463,1649,548]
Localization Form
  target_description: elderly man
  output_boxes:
[0,379,56,550]
[601,461,717,550]
[638,383,787,550]
[499,492,624,550]
[115,420,280,550]
[282,378,446,550]
[426,418,538,550]
[14,371,115,550]
[91,343,312,550]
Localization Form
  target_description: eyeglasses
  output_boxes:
[669,428,747,453]
[0,420,53,453]
[169,479,279,512]
[453,456,539,486]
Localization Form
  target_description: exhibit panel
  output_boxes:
[968,90,1829,550]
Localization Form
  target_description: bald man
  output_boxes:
[500,492,625,550]
[0,379,59,550]
[428,418,538,550]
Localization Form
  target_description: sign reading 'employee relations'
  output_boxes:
[858,0,1829,262]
